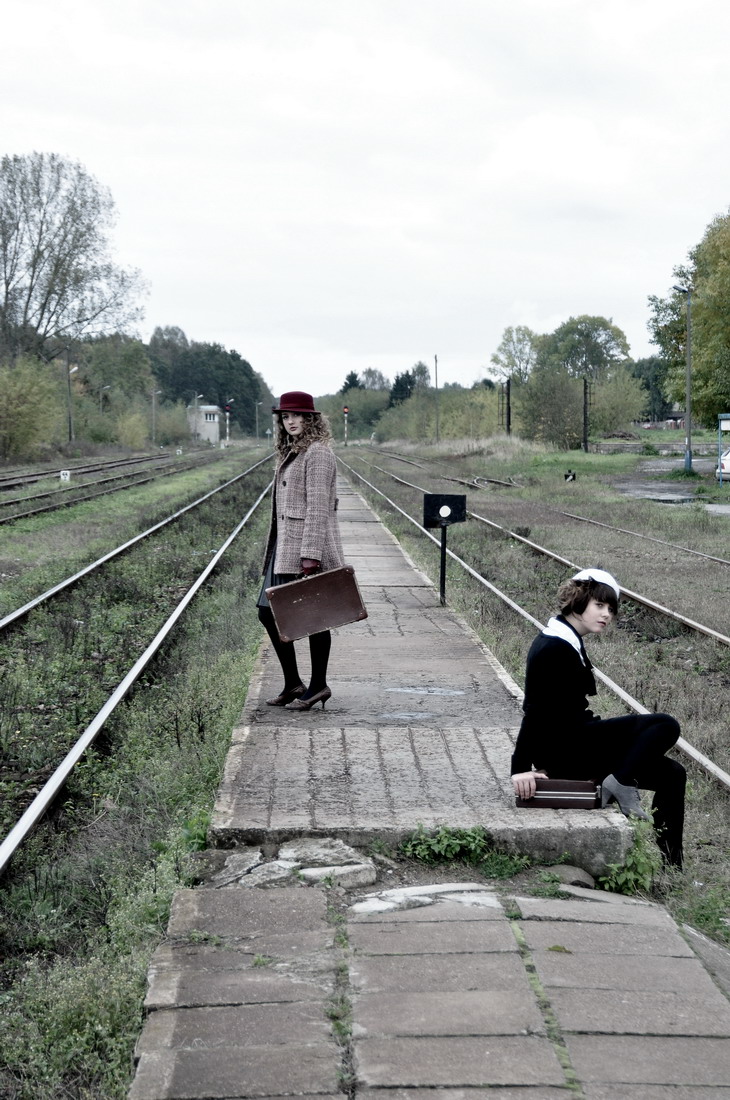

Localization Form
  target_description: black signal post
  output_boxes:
[423,493,467,605]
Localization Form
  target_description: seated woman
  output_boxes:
[510,568,686,868]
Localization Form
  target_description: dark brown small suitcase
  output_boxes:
[266,565,368,642]
[515,777,600,809]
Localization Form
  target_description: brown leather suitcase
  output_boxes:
[266,565,368,642]
[515,777,600,809]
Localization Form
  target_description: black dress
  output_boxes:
[511,615,686,866]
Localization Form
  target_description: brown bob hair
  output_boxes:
[557,577,619,618]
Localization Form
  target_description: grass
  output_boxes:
[0,470,271,1098]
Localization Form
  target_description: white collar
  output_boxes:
[543,616,587,664]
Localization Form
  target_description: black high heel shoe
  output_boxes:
[266,683,306,707]
[285,687,332,711]
[600,774,650,821]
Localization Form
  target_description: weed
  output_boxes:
[597,820,661,894]
[252,954,274,967]
[180,810,211,852]
[326,993,353,1043]
[529,871,567,899]
[186,929,224,946]
[400,824,530,879]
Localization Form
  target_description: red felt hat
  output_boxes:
[272,391,318,414]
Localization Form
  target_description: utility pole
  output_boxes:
[434,354,440,443]
[151,390,162,444]
[673,285,692,472]
[65,348,78,442]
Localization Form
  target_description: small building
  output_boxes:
[187,403,221,445]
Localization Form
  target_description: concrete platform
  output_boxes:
[210,479,632,875]
[128,477,730,1100]
[129,883,730,1099]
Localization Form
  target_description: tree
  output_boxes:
[340,370,363,394]
[490,325,538,383]
[590,365,647,435]
[518,367,583,449]
[628,356,672,422]
[361,367,390,390]
[148,325,190,392]
[0,357,61,458]
[0,152,145,361]
[648,211,730,425]
[388,370,414,406]
[412,361,430,388]
[536,315,630,381]
[81,334,154,399]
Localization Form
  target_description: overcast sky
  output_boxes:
[4,0,730,398]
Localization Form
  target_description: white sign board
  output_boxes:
[721,420,730,432]
[60,470,71,482]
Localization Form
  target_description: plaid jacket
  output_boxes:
[263,441,345,575]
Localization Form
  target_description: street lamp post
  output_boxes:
[255,401,263,444]
[192,392,203,443]
[434,353,440,443]
[151,389,162,444]
[65,349,78,442]
[673,285,692,472]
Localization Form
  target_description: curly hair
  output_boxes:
[274,411,334,459]
[557,577,619,618]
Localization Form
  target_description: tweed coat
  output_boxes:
[263,441,345,576]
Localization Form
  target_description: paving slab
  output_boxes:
[532,950,725,995]
[129,1044,340,1100]
[349,951,527,993]
[550,988,730,1036]
[136,1001,331,1053]
[145,946,332,1010]
[348,918,517,955]
[353,989,545,1037]
[356,1091,572,1100]
[584,1087,730,1099]
[521,919,696,957]
[566,1035,730,1086]
[354,1035,565,1088]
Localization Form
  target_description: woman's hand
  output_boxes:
[300,558,321,575]
[511,770,548,799]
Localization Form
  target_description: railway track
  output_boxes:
[0,454,275,872]
[0,450,231,526]
[338,452,730,797]
[0,451,173,492]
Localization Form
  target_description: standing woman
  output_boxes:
[258,391,345,710]
[511,568,686,867]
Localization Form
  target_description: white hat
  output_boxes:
[572,568,621,600]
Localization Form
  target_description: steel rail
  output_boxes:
[339,456,730,793]
[0,452,172,491]
[0,480,273,877]
[0,452,230,526]
[350,453,730,648]
[469,510,730,648]
[0,452,274,632]
[0,452,219,512]
[561,509,730,568]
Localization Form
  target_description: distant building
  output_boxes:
[187,403,221,445]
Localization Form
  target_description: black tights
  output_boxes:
[258,606,331,696]
[592,713,685,868]
[556,712,686,868]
